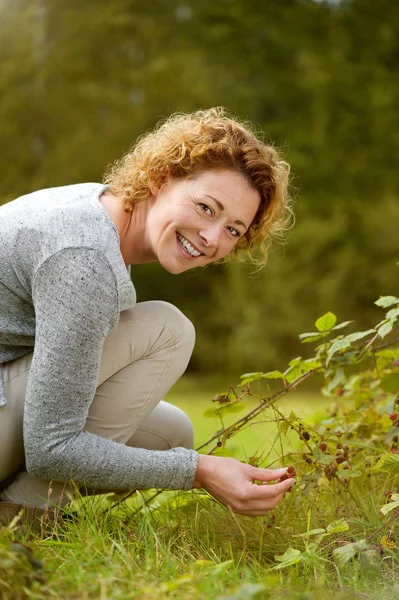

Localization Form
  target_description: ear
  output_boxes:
[150,184,159,198]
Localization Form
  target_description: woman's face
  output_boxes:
[147,169,261,274]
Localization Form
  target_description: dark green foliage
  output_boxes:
[1,0,398,373]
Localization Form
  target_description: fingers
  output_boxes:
[228,492,286,517]
[249,466,288,482]
[252,477,295,500]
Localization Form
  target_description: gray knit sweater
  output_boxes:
[0,183,198,491]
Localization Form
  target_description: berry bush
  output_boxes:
[195,291,399,578]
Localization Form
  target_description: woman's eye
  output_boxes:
[228,227,240,238]
[199,203,212,216]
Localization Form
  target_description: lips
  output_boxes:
[176,232,204,257]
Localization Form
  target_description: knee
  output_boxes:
[167,405,195,450]
[144,301,195,354]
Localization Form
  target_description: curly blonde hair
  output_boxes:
[103,107,293,266]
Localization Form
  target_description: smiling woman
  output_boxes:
[0,107,294,524]
[103,107,292,268]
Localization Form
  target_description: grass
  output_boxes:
[1,374,399,600]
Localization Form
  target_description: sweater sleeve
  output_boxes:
[24,247,198,491]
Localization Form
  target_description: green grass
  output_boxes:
[1,375,399,600]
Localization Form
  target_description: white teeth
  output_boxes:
[177,233,202,257]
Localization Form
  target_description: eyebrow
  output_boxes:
[204,194,248,230]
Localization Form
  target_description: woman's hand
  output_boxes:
[192,454,296,517]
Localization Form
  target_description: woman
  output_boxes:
[0,108,295,523]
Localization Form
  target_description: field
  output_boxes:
[1,373,399,600]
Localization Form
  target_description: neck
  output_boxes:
[99,191,156,266]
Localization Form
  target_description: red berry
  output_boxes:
[287,466,296,477]
[336,456,345,464]
[319,442,328,452]
[393,436,399,443]
[395,361,399,367]
[385,491,393,499]
[389,413,398,421]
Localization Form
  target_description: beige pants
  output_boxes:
[0,301,195,508]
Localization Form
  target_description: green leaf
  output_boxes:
[239,372,264,386]
[378,321,394,339]
[380,499,399,516]
[359,549,382,582]
[271,547,304,569]
[373,453,399,475]
[326,339,350,365]
[381,373,399,393]
[386,307,399,320]
[333,540,369,566]
[331,320,354,331]
[375,296,399,308]
[315,312,337,332]
[337,469,362,479]
[325,368,346,394]
[326,519,349,534]
[261,370,284,379]
[292,528,326,538]
[302,358,323,371]
[274,547,302,562]
[299,331,327,343]
[344,329,375,343]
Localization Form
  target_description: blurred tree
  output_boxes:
[0,0,398,374]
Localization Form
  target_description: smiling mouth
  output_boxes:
[176,233,204,258]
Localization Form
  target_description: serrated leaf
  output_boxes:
[386,307,399,320]
[288,356,302,367]
[326,339,350,365]
[333,540,369,566]
[337,469,361,479]
[375,296,399,308]
[274,547,302,562]
[381,373,399,393]
[302,358,323,371]
[316,312,337,332]
[203,403,246,418]
[344,329,375,343]
[299,332,327,343]
[292,528,326,538]
[261,370,284,379]
[331,320,354,331]
[378,321,394,339]
[373,453,399,475]
[239,372,264,386]
[380,500,399,516]
[326,519,349,534]
[271,547,304,569]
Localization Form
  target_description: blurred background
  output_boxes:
[1,0,398,382]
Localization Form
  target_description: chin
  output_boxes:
[159,258,186,275]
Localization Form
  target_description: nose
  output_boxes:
[199,223,223,248]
